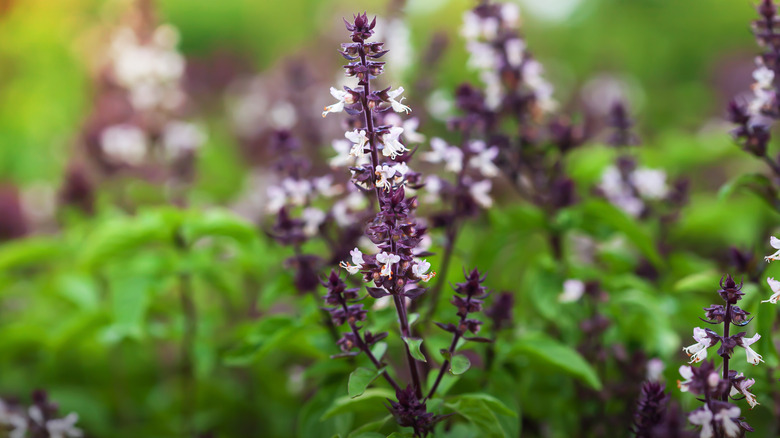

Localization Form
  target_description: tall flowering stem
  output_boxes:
[728,0,780,179]
[678,275,761,436]
[324,13,436,408]
[427,269,492,399]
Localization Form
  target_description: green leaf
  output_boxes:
[385,434,415,438]
[105,276,152,341]
[403,337,427,362]
[348,367,383,398]
[507,332,602,390]
[371,342,388,361]
[0,237,62,270]
[673,270,722,293]
[580,199,663,268]
[719,173,780,210]
[346,415,392,438]
[321,388,395,420]
[450,354,471,375]
[79,213,173,269]
[444,395,508,438]
[446,394,516,417]
[181,209,257,245]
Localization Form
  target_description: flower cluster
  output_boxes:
[0,390,83,438]
[597,102,687,219]
[631,381,670,438]
[728,0,780,163]
[385,386,447,438]
[82,1,205,189]
[678,361,754,437]
[678,275,761,437]
[461,2,554,113]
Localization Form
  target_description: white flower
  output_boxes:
[753,65,775,90]
[375,165,397,191]
[385,114,426,143]
[730,373,759,409]
[381,126,409,159]
[339,247,364,275]
[765,235,780,262]
[302,207,326,237]
[329,139,353,167]
[345,129,370,158]
[631,168,668,200]
[677,365,693,392]
[505,38,526,68]
[461,12,499,41]
[412,259,436,282]
[468,141,500,177]
[312,175,342,197]
[424,175,443,203]
[0,399,27,438]
[741,333,764,365]
[523,60,557,112]
[266,185,287,213]
[387,87,411,114]
[322,87,356,117]
[45,412,83,438]
[281,178,311,206]
[100,124,147,165]
[763,277,780,303]
[162,121,206,159]
[500,3,521,27]
[480,70,503,110]
[713,406,741,438]
[688,405,714,438]
[467,41,498,71]
[424,138,463,173]
[470,179,493,208]
[558,279,585,303]
[683,327,715,364]
[376,251,401,278]
[646,358,665,382]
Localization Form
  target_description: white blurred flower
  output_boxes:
[646,358,665,382]
[329,139,353,168]
[677,365,693,392]
[424,137,463,173]
[468,141,500,177]
[688,405,713,438]
[281,178,311,206]
[162,121,206,159]
[302,207,326,237]
[424,175,443,203]
[385,114,425,143]
[631,168,668,200]
[312,175,342,197]
[269,101,298,129]
[470,180,493,208]
[505,38,526,68]
[558,279,585,303]
[713,405,741,438]
[100,124,147,165]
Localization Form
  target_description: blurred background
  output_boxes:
[0,0,778,436]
